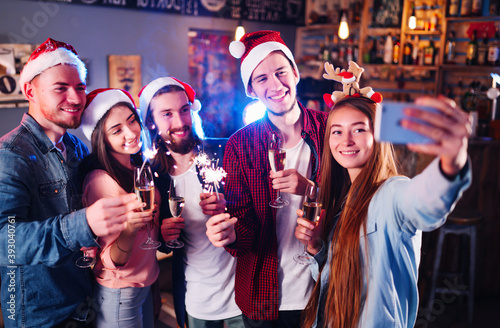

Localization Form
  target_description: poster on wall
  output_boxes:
[188,29,242,138]
[108,55,142,105]
[35,0,305,25]
[371,0,403,28]
[0,44,37,108]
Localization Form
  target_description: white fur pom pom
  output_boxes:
[229,41,245,59]
[191,99,202,112]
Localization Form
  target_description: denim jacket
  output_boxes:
[310,158,472,328]
[0,114,98,327]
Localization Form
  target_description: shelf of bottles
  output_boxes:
[439,1,500,126]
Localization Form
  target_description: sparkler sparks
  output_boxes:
[193,152,211,167]
[193,152,226,197]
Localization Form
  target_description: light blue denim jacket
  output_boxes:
[0,114,98,327]
[310,158,471,328]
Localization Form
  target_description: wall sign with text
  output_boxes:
[0,44,37,108]
[38,0,305,25]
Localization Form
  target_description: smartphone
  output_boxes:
[375,101,439,144]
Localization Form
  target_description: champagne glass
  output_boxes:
[73,194,97,268]
[268,131,289,208]
[166,178,185,249]
[294,184,322,265]
[135,165,161,250]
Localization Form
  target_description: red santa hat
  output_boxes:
[229,30,299,97]
[138,77,201,124]
[19,38,86,97]
[81,88,136,141]
[338,71,356,83]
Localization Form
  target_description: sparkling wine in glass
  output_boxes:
[268,131,289,208]
[135,165,160,250]
[294,184,322,265]
[72,194,97,268]
[166,178,185,249]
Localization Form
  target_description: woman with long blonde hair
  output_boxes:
[295,95,471,328]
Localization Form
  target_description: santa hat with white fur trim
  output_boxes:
[138,77,201,125]
[229,30,299,97]
[81,88,136,141]
[19,38,87,97]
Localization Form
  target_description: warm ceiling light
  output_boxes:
[338,12,349,40]
[409,3,417,30]
[235,22,245,41]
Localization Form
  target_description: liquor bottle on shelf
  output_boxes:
[322,35,331,62]
[393,35,400,65]
[366,37,374,64]
[416,4,425,30]
[346,37,354,63]
[376,36,385,64]
[488,28,499,66]
[339,37,347,65]
[330,35,340,66]
[318,43,326,61]
[412,35,420,65]
[383,33,393,64]
[471,0,482,16]
[448,0,460,17]
[403,37,413,65]
[461,0,472,17]
[445,31,456,64]
[424,37,436,65]
[429,10,438,32]
[466,30,479,65]
[478,32,488,66]
[353,1,361,23]
[424,3,432,31]
[353,35,359,63]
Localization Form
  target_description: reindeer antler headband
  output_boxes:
[322,61,383,108]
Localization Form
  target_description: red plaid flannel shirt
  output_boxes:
[223,103,328,321]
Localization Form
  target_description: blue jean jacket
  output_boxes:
[0,114,98,327]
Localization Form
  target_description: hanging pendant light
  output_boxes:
[235,21,245,41]
[338,11,349,40]
[409,3,417,30]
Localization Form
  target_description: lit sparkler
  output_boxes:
[194,152,226,199]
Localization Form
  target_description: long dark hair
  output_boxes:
[302,97,399,328]
[80,102,141,193]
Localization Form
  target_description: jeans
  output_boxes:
[94,284,154,328]
[187,313,245,328]
[242,310,302,328]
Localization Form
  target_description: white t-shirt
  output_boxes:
[170,165,241,320]
[276,139,315,310]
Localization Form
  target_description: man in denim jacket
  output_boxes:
[0,38,143,328]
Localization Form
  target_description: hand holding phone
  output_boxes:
[375,101,439,144]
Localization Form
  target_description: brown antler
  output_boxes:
[323,62,344,82]
[347,61,365,81]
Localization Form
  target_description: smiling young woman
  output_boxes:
[295,95,472,328]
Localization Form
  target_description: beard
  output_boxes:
[163,125,197,155]
[56,118,81,130]
[40,103,83,130]
[266,97,297,117]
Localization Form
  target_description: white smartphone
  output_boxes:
[375,101,439,144]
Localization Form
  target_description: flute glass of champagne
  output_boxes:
[268,131,289,208]
[294,184,322,265]
[73,194,98,268]
[135,165,160,250]
[166,178,185,249]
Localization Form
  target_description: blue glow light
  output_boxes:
[243,100,266,125]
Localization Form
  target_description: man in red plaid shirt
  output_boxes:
[206,31,328,327]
